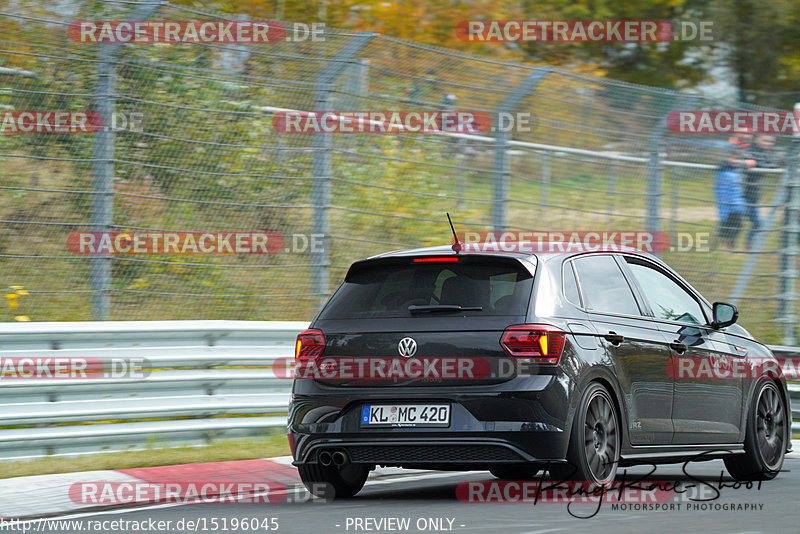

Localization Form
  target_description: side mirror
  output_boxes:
[711,302,738,329]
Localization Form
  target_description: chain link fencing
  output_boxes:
[1,0,798,344]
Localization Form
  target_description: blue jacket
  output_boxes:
[715,167,746,222]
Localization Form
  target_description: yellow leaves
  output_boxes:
[125,278,150,290]
[6,286,29,318]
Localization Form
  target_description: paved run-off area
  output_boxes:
[1,441,798,533]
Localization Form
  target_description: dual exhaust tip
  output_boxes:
[318,449,349,467]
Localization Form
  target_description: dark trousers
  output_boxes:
[744,204,761,244]
[719,211,744,245]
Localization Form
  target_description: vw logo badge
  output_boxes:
[398,337,417,358]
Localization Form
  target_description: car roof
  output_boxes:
[367,243,659,263]
[367,244,529,259]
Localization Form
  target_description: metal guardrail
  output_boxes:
[767,346,800,434]
[0,323,796,462]
[0,321,306,461]
[788,383,800,434]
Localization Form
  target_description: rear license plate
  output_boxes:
[360,404,450,427]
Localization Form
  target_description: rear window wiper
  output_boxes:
[408,304,483,314]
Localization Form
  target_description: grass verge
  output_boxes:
[0,433,291,479]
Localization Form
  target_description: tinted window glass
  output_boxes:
[319,260,533,319]
[563,262,581,306]
[573,255,639,315]
[626,261,705,324]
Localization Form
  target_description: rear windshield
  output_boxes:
[318,258,534,319]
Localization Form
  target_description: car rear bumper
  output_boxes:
[288,375,571,467]
[291,434,569,468]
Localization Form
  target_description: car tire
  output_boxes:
[724,380,786,481]
[550,382,620,483]
[489,464,542,480]
[298,463,370,499]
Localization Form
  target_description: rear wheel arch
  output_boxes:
[594,377,625,431]
[553,380,622,482]
[565,370,628,450]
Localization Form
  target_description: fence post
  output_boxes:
[779,135,800,345]
[540,151,550,205]
[492,67,551,231]
[90,44,114,320]
[669,168,679,238]
[646,131,663,236]
[311,33,374,306]
[90,1,163,320]
[606,159,617,223]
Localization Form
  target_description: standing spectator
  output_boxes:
[743,134,777,247]
[715,131,756,248]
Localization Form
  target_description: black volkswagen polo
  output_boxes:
[288,245,790,497]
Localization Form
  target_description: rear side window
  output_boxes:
[563,261,581,306]
[572,255,640,316]
[319,259,533,319]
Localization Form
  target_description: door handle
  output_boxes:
[604,332,624,345]
[669,342,688,354]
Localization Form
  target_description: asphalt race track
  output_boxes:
[34,458,798,534]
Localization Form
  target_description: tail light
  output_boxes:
[295,328,325,363]
[500,324,566,366]
[413,257,460,263]
[287,433,297,457]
